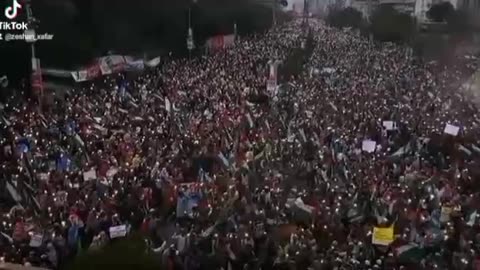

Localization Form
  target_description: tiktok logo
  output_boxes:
[5,0,22,20]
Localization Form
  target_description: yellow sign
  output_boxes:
[372,225,394,246]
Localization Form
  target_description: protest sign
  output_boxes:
[362,140,377,153]
[372,225,394,246]
[444,124,460,136]
[29,234,43,247]
[109,225,127,239]
[83,169,97,181]
[383,121,395,130]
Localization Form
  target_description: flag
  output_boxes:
[74,134,85,147]
[57,154,72,172]
[176,184,203,218]
[198,168,213,183]
[165,98,171,112]
[118,80,127,100]
[0,232,13,243]
[246,113,254,128]
[6,181,21,202]
[457,144,472,155]
[67,224,80,248]
[218,152,230,167]
[0,75,8,88]
[467,210,477,227]
[144,57,161,67]
[126,60,145,71]
[390,143,410,158]
[394,243,425,264]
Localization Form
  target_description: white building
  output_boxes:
[346,0,464,22]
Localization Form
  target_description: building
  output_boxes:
[459,0,480,27]
[380,0,416,14]
[346,0,468,22]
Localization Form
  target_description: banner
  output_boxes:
[71,56,160,82]
[125,59,145,72]
[206,34,235,50]
[145,57,161,67]
[31,58,43,96]
[99,55,127,75]
[71,63,101,82]
[266,60,278,94]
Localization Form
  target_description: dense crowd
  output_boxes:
[1,19,480,270]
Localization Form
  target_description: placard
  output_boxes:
[109,225,127,239]
[29,234,43,247]
[83,169,97,181]
[362,140,377,153]
[383,121,395,131]
[444,124,460,136]
[372,226,394,246]
[440,207,452,223]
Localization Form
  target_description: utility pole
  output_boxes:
[187,0,196,59]
[272,0,277,28]
[25,0,43,110]
[303,0,309,30]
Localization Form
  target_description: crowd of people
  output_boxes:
[1,18,480,270]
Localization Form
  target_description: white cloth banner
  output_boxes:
[71,55,160,82]
[126,60,145,71]
[145,57,161,67]
[99,55,126,75]
[71,71,88,82]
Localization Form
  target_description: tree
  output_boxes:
[445,9,471,33]
[427,2,455,22]
[327,7,364,28]
[370,5,416,43]
[327,7,365,29]
[67,234,161,270]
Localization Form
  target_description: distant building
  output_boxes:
[459,0,480,27]
[380,0,416,15]
[345,0,468,22]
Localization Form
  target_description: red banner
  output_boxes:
[31,58,43,96]
[206,34,235,50]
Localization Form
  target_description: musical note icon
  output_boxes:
[5,0,22,20]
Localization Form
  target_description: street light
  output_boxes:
[24,0,43,107]
[258,0,288,27]
[187,0,197,58]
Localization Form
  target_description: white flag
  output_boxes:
[165,98,171,112]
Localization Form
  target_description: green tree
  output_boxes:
[426,1,455,22]
[327,7,365,29]
[370,5,416,43]
[446,9,471,33]
[66,234,161,270]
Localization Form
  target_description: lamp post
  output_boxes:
[273,0,277,27]
[25,0,43,109]
[187,0,196,59]
[257,0,285,28]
